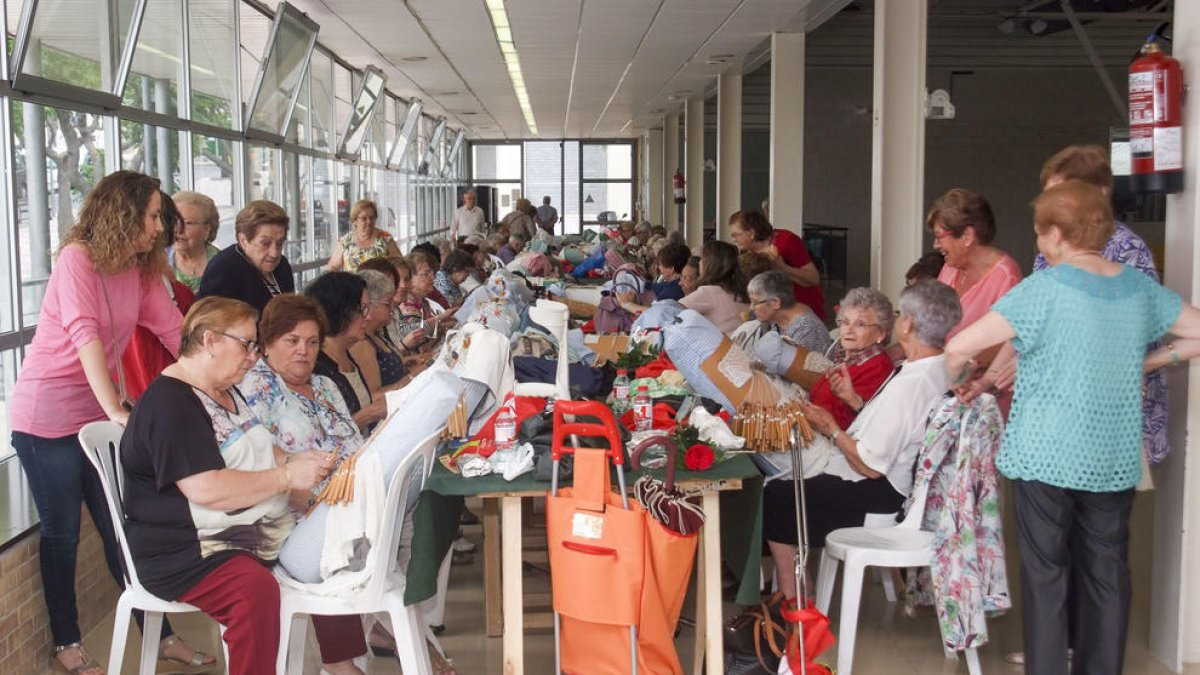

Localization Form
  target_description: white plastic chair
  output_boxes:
[275,429,445,675]
[77,421,226,675]
[513,299,571,400]
[814,447,982,675]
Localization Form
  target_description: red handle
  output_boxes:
[628,435,680,490]
[562,541,618,558]
[551,400,624,464]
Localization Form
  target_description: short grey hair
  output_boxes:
[485,233,507,252]
[463,189,477,198]
[897,280,961,348]
[747,270,796,309]
[358,269,395,303]
[837,287,895,341]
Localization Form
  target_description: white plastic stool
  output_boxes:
[862,512,900,602]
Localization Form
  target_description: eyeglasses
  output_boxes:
[749,298,776,309]
[836,319,880,331]
[222,332,260,356]
[181,219,210,229]
[932,228,958,241]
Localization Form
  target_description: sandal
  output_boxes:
[428,643,458,675]
[368,622,398,658]
[52,643,104,675]
[156,635,218,674]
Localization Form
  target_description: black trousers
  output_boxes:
[1013,480,1134,675]
[763,473,904,548]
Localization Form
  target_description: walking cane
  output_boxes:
[790,427,810,675]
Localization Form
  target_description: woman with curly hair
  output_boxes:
[10,171,215,675]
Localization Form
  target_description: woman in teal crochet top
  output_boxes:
[945,181,1200,675]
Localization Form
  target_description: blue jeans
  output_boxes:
[12,431,172,646]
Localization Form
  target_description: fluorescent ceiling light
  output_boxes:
[485,0,537,135]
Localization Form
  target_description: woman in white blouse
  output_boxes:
[764,280,961,601]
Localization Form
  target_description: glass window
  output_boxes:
[0,348,22,461]
[332,63,352,144]
[338,66,385,158]
[121,0,182,115]
[239,7,271,114]
[189,0,238,128]
[248,143,280,204]
[120,120,182,192]
[245,3,318,138]
[583,143,633,180]
[311,155,336,253]
[12,102,106,323]
[419,118,445,175]
[562,140,581,234]
[524,139,562,224]
[472,143,521,180]
[193,134,238,248]
[582,183,633,226]
[388,99,421,169]
[11,0,142,102]
[308,50,335,153]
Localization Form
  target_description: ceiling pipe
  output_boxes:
[1059,0,1129,121]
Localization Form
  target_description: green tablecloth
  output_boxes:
[403,453,764,607]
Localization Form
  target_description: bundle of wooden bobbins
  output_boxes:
[443,392,469,439]
[732,401,816,452]
[307,450,357,514]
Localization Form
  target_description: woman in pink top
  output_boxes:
[9,172,213,675]
[928,188,1022,339]
[679,240,749,334]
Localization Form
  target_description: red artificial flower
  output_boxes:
[684,443,715,471]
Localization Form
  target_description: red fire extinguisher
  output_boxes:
[1129,38,1184,194]
[672,169,686,204]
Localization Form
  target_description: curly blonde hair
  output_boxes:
[60,171,166,277]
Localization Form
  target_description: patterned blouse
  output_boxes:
[433,270,464,306]
[167,243,220,292]
[239,358,363,464]
[1033,221,1169,464]
[370,331,408,388]
[339,230,395,272]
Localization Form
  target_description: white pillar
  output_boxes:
[664,114,681,232]
[1154,2,1200,668]
[770,32,805,233]
[869,0,927,301]
[716,69,743,239]
[646,127,664,226]
[685,96,706,251]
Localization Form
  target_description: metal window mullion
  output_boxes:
[233,0,244,132]
[178,0,194,189]
[1,97,25,344]
[113,0,150,96]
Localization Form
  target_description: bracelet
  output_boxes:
[278,465,292,493]
[830,429,844,443]
[1169,343,1181,367]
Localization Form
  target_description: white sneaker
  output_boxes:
[452,536,476,553]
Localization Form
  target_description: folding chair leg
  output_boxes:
[108,598,134,675]
[138,610,164,675]
[879,568,897,603]
[815,551,838,614]
[388,602,432,675]
[275,609,308,675]
[836,559,866,675]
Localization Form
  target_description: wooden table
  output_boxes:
[477,475,744,675]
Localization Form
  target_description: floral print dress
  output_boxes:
[239,359,363,504]
[903,393,1010,652]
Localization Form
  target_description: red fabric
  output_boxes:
[781,601,836,675]
[470,395,548,442]
[772,229,827,320]
[580,320,596,334]
[312,615,368,663]
[177,554,280,675]
[808,351,895,430]
[121,280,194,401]
[619,402,678,432]
[634,352,676,379]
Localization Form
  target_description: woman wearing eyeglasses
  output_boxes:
[350,269,412,396]
[928,188,1022,341]
[304,272,389,434]
[198,200,294,313]
[746,270,831,354]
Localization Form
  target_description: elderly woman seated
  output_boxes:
[238,294,456,674]
[121,297,333,675]
[764,280,961,601]
[350,269,413,396]
[305,272,389,433]
[746,270,831,353]
[808,288,896,428]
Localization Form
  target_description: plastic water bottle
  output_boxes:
[494,405,517,451]
[613,369,631,413]
[634,384,652,431]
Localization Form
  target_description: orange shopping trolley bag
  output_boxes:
[546,400,684,675]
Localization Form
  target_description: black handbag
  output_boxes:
[723,593,790,673]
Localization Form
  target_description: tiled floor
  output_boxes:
[47,494,1200,674]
